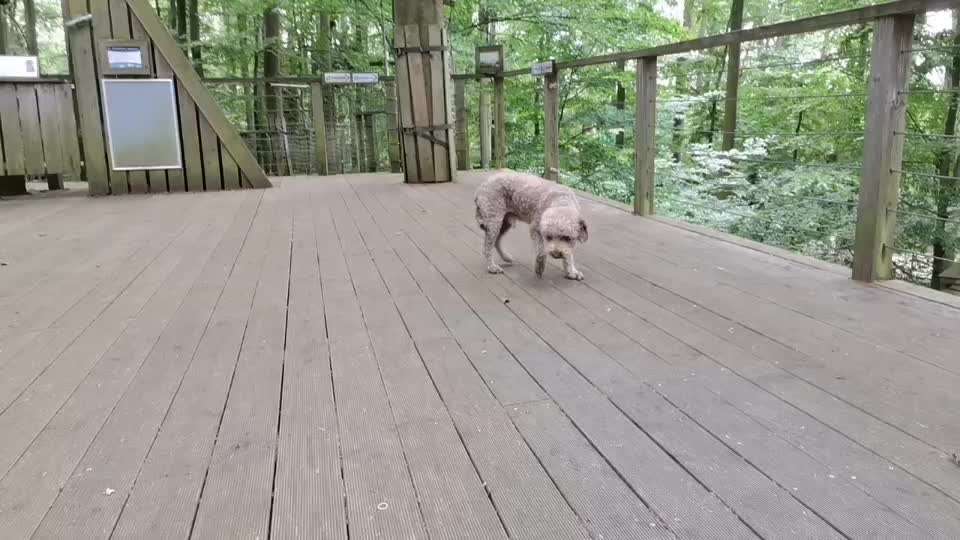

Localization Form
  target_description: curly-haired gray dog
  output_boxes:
[475,171,588,280]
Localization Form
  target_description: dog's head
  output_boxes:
[539,207,588,260]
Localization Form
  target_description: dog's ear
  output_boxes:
[578,219,589,243]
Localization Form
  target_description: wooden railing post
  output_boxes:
[384,80,402,173]
[494,76,507,168]
[310,82,329,175]
[543,71,560,181]
[455,79,470,170]
[634,56,657,216]
[853,14,914,282]
[479,80,491,168]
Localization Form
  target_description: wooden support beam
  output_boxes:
[721,0,744,151]
[454,79,470,170]
[543,72,560,181]
[634,57,657,216]
[479,82,491,168]
[853,15,914,282]
[384,80,402,173]
[310,83,328,175]
[494,76,506,169]
[364,112,377,172]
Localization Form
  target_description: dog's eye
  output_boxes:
[544,235,553,242]
[560,236,572,243]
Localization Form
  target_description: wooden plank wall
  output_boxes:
[0,82,82,181]
[61,0,269,195]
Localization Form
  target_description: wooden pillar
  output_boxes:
[479,81,492,168]
[853,15,914,282]
[384,80,402,173]
[635,57,658,216]
[721,0,744,151]
[394,0,455,183]
[310,82,329,175]
[455,79,470,170]
[543,72,560,181]
[494,76,506,168]
[364,112,377,172]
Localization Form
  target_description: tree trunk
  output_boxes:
[721,0,744,151]
[25,0,38,55]
[176,0,186,42]
[264,7,284,175]
[932,10,960,290]
[189,0,202,76]
[615,60,626,148]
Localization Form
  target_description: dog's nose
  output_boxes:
[550,251,563,259]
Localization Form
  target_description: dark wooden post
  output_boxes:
[364,112,377,172]
[310,82,329,175]
[721,0,744,151]
[479,81,492,168]
[543,71,560,181]
[455,79,470,170]
[853,15,915,282]
[384,80,402,173]
[494,76,506,168]
[635,56,658,216]
[394,0,455,183]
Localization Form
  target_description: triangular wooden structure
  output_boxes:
[63,0,270,195]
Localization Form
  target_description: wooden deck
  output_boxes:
[2,171,959,539]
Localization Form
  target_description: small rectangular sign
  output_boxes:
[107,47,145,70]
[324,72,352,84]
[0,56,39,78]
[531,61,555,77]
[478,51,501,66]
[351,73,379,85]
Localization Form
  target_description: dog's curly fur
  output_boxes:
[475,171,588,280]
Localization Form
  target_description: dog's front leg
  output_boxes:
[532,229,546,278]
[563,252,584,281]
[483,220,504,274]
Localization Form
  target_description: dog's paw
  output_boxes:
[500,258,514,267]
[535,256,546,278]
[565,270,585,281]
[487,264,505,275]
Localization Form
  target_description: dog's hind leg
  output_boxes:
[531,228,546,278]
[495,216,515,266]
[482,218,505,274]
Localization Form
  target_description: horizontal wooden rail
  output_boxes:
[499,0,954,77]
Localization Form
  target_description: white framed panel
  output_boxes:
[102,78,183,170]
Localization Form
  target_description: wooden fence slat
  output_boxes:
[36,85,64,175]
[394,28,420,181]
[56,85,83,179]
[64,0,109,195]
[427,25,450,182]
[494,77,506,169]
[0,85,24,175]
[198,116,222,191]
[177,84,204,192]
[310,83,328,175]
[384,80,402,173]
[454,79,469,171]
[543,72,560,181]
[221,143,241,189]
[90,0,128,194]
[634,56,657,216]
[152,55,184,192]
[17,86,45,176]
[442,28,457,181]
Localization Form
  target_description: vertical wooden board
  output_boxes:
[63,0,109,195]
[544,73,560,181]
[16,86,45,176]
[198,114,222,191]
[441,29,457,181]
[403,25,435,183]
[384,81,402,173]
[127,171,149,194]
[109,0,131,38]
[0,85,25,175]
[177,83,204,191]
[154,56,184,192]
[221,142,241,189]
[427,26,449,182]
[36,86,65,176]
[56,85,82,179]
[479,84,491,168]
[394,29,419,180]
[494,77,506,169]
[454,79,470,170]
[310,83,328,175]
[634,56,657,216]
[90,0,128,194]
[363,113,377,172]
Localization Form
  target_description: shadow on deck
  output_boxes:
[1,171,959,539]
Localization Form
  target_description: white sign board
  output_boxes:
[0,56,39,79]
[324,72,352,84]
[106,47,145,70]
[531,61,555,77]
[102,79,183,170]
[351,73,379,85]
[478,50,501,67]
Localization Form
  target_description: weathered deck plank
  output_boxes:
[1,172,959,540]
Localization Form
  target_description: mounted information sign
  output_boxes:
[531,60,556,77]
[351,73,379,85]
[99,40,152,76]
[102,79,182,170]
[324,72,352,84]
[476,45,504,75]
[0,56,39,78]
